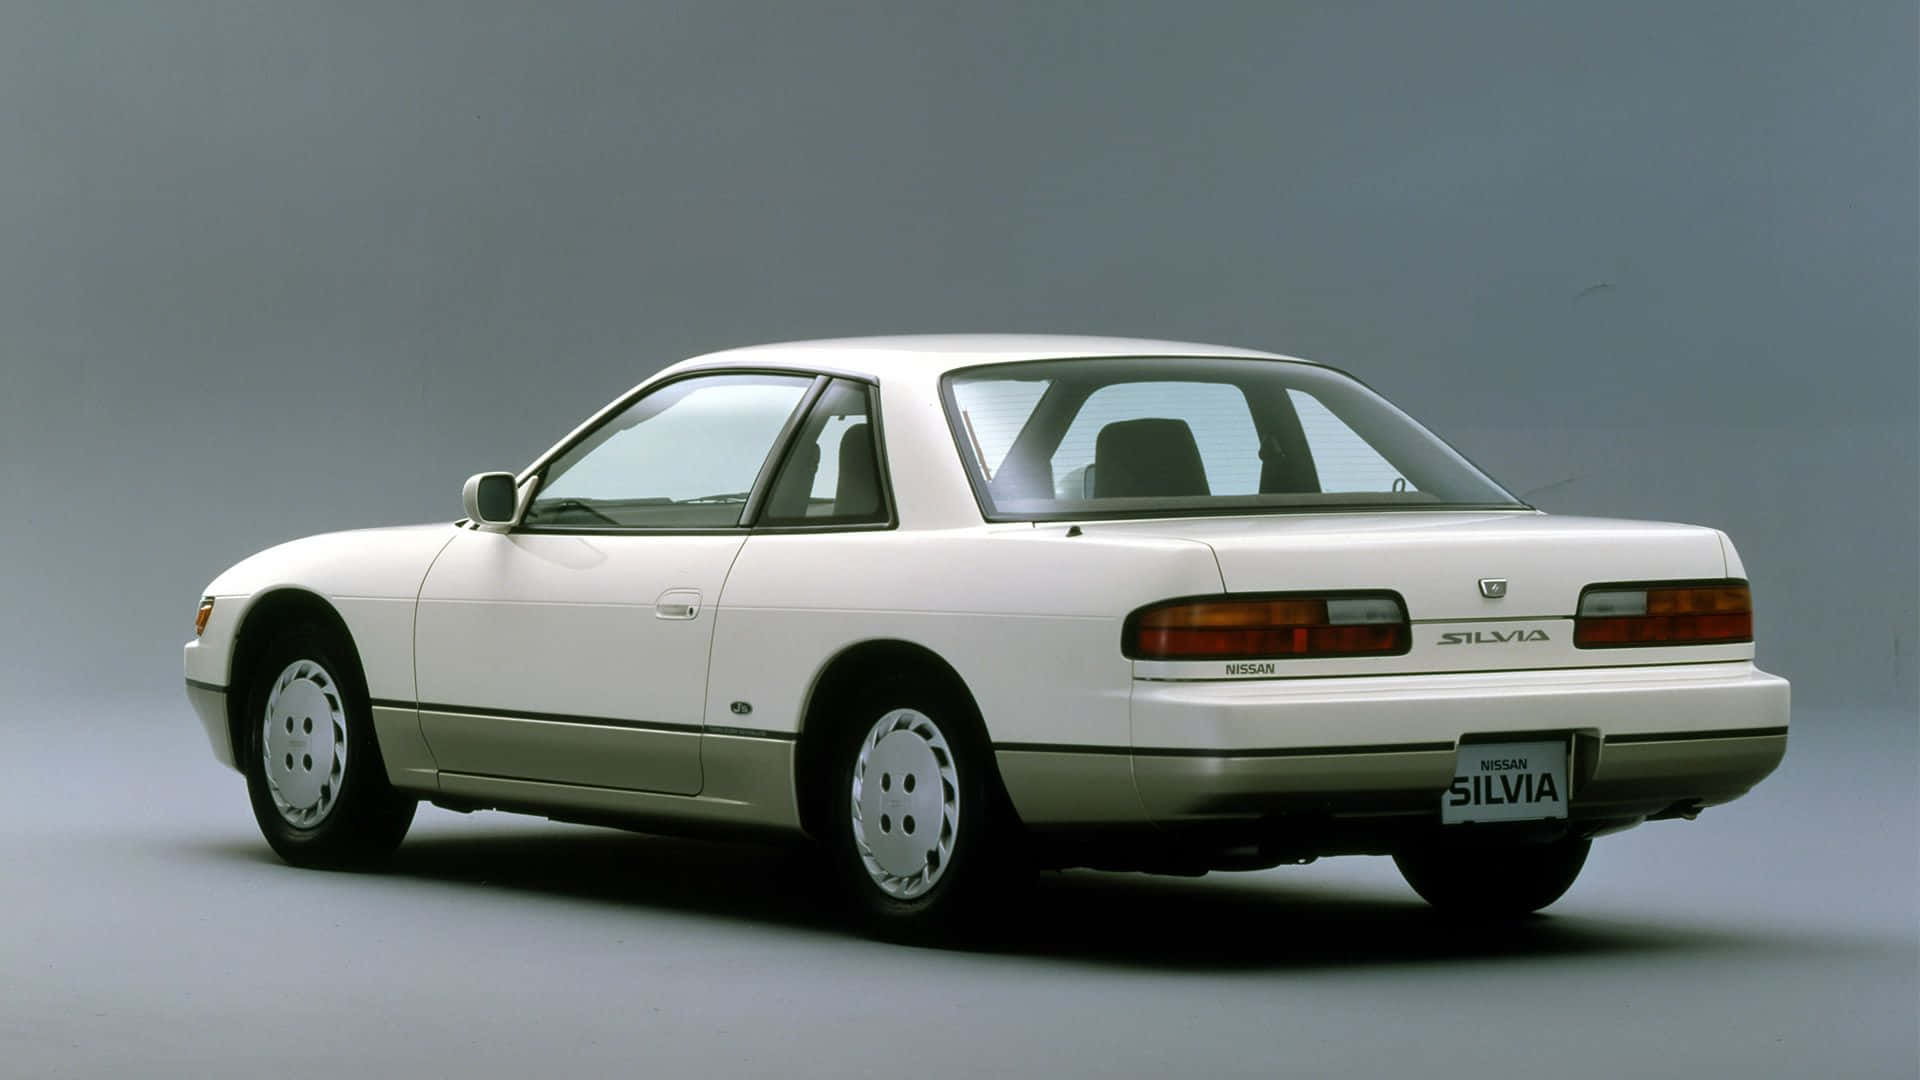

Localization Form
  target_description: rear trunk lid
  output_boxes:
[1087,511,1747,675]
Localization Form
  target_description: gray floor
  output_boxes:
[3,698,1914,1079]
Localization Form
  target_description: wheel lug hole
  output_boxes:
[303,717,312,734]
[284,753,293,770]
[285,718,293,733]
[302,754,312,771]
[903,815,916,835]
[879,814,891,833]
[880,773,890,792]
[903,774,915,793]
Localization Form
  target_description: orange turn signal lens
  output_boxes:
[194,597,215,637]
[1574,583,1751,647]
[1126,594,1408,661]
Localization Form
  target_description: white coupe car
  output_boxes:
[184,335,1789,932]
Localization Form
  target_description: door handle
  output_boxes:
[654,588,701,620]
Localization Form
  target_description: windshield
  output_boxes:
[941,357,1522,521]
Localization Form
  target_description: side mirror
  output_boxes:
[462,472,519,526]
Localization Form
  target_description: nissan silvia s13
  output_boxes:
[183,335,1789,933]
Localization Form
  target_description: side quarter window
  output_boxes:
[758,379,889,527]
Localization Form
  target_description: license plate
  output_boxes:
[1441,739,1569,824]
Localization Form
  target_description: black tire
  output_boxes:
[821,679,1026,939]
[240,624,415,869]
[1393,834,1591,918]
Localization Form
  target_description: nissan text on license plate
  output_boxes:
[1441,740,1569,824]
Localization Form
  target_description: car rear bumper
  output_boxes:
[995,661,1788,852]
[1126,725,1787,824]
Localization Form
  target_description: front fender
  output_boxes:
[185,523,459,698]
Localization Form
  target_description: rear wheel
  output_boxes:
[241,625,415,868]
[823,683,1021,938]
[1393,835,1591,918]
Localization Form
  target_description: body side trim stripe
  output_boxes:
[995,740,1456,759]
[437,769,698,796]
[407,701,702,734]
[185,678,227,694]
[374,698,797,742]
[1604,726,1789,745]
[704,725,799,741]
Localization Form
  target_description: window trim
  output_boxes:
[937,355,1530,523]
[746,379,899,534]
[512,368,828,537]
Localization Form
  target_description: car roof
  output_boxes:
[669,334,1306,381]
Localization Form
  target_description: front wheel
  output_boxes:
[823,687,1021,938]
[241,626,415,868]
[1393,835,1591,918]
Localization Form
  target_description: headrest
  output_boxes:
[835,422,880,517]
[1092,418,1210,499]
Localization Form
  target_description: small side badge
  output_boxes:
[1478,578,1508,599]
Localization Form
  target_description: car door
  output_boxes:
[413,370,819,796]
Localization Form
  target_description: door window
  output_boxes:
[525,373,813,528]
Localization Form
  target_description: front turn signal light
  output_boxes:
[195,597,215,637]
[1124,593,1409,661]
[1574,582,1751,647]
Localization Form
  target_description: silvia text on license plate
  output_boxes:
[1441,739,1569,824]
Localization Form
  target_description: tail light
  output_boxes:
[1574,582,1751,648]
[1125,593,1408,660]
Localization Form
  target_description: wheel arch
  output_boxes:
[792,638,1015,842]
[224,588,367,766]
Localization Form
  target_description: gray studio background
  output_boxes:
[0,3,1914,1078]
[2,3,1913,716]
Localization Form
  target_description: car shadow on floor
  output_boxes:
[198,822,1781,972]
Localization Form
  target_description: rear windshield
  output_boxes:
[941,357,1522,521]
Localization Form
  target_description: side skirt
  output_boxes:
[415,731,805,842]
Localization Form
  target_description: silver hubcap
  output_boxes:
[850,708,960,899]
[261,659,347,828]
